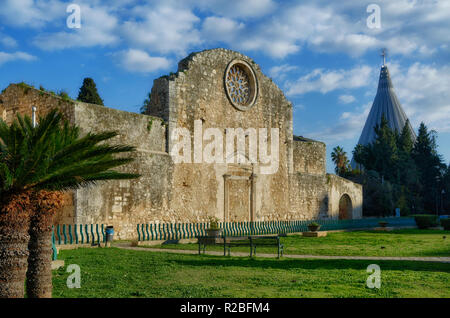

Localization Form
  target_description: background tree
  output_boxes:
[140,92,151,114]
[331,146,350,176]
[352,118,446,216]
[352,144,364,173]
[0,110,139,298]
[77,78,104,105]
[371,115,399,181]
[412,122,445,213]
[443,164,450,212]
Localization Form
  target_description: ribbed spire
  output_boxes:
[351,64,416,168]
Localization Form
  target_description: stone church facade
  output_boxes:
[0,49,362,239]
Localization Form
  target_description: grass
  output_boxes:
[52,247,450,298]
[143,229,450,257]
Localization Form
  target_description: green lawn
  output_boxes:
[144,229,450,257]
[53,247,450,298]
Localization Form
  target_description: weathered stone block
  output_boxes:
[302,231,328,237]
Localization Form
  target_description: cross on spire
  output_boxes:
[381,48,387,66]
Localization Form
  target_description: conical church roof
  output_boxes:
[351,64,416,168]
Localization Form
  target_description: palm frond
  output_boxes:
[0,108,139,195]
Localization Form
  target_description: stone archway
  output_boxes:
[338,194,353,220]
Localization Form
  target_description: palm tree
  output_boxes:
[26,190,64,298]
[331,146,350,176]
[0,110,139,298]
[352,144,365,172]
[0,191,32,298]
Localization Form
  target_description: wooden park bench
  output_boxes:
[197,235,284,258]
[249,235,284,258]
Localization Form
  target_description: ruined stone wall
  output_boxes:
[148,49,294,223]
[293,138,326,175]
[289,173,329,219]
[0,49,365,239]
[327,174,363,219]
[72,102,169,238]
[0,84,76,124]
[0,84,171,239]
[0,84,78,226]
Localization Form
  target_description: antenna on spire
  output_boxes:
[381,48,387,66]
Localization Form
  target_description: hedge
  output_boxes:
[413,215,439,229]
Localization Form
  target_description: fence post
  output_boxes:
[68,224,73,244]
[52,226,57,261]
[62,225,67,245]
[80,224,84,243]
[96,224,100,245]
[74,224,79,244]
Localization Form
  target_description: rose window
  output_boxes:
[224,59,258,111]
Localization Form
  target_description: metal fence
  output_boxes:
[137,217,416,241]
[52,224,106,245]
[51,224,106,260]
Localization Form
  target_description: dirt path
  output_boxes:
[115,244,450,263]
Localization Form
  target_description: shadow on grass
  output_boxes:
[378,229,449,235]
[415,247,450,257]
[169,255,450,273]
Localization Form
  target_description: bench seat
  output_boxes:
[197,235,283,258]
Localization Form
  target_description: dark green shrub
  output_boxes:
[58,90,71,101]
[441,219,450,230]
[414,214,439,229]
[307,222,321,232]
[77,78,104,105]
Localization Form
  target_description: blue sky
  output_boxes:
[1,0,449,173]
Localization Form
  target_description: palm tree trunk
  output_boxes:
[0,193,31,298]
[26,191,63,298]
[26,227,53,298]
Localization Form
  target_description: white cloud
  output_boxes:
[339,94,356,104]
[306,61,450,143]
[286,65,373,96]
[0,51,36,66]
[294,103,305,111]
[268,64,298,80]
[201,17,244,43]
[193,0,276,18]
[32,4,119,50]
[122,3,201,55]
[3,0,447,61]
[116,49,171,73]
[0,34,17,48]
[0,0,65,28]
[215,0,450,58]
[391,62,450,133]
[308,102,372,143]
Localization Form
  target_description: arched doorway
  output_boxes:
[339,194,353,220]
[223,157,257,223]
